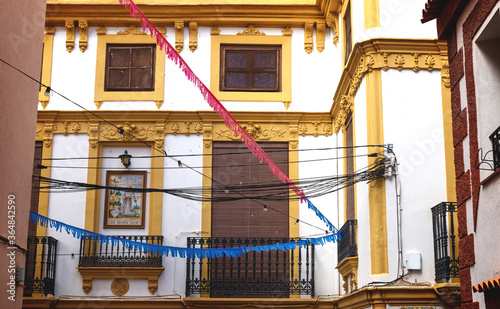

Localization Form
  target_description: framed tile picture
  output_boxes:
[104,171,147,229]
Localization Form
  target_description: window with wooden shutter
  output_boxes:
[105,44,155,91]
[343,1,352,65]
[345,117,355,221]
[220,45,281,92]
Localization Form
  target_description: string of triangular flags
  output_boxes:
[30,211,339,259]
[116,0,340,236]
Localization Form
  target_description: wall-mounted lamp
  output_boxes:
[44,86,51,97]
[119,150,132,168]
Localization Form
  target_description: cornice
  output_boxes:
[330,38,449,133]
[45,0,338,28]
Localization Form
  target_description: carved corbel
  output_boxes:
[155,123,165,149]
[175,21,184,53]
[154,100,163,109]
[210,26,221,35]
[148,279,158,294]
[316,22,325,53]
[94,101,103,109]
[87,123,99,148]
[78,20,88,52]
[43,123,56,148]
[82,278,92,294]
[65,20,75,52]
[40,101,49,110]
[282,26,293,36]
[289,125,298,149]
[304,22,314,54]
[441,57,450,88]
[326,13,339,46]
[189,22,198,52]
[203,124,213,148]
[283,101,291,110]
[45,26,55,35]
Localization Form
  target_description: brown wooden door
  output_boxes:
[211,142,289,297]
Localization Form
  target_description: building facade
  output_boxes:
[423,0,500,308]
[22,0,460,308]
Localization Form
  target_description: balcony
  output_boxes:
[24,236,58,297]
[77,235,164,294]
[185,237,315,298]
[337,220,357,264]
[432,202,459,282]
[491,125,500,171]
[79,235,163,267]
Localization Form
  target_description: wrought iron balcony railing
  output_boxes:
[337,220,357,264]
[491,125,500,171]
[432,202,459,282]
[186,237,315,298]
[24,236,58,297]
[79,235,163,267]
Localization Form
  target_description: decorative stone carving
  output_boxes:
[111,278,129,296]
[82,279,92,294]
[203,124,212,148]
[282,26,293,36]
[441,58,450,88]
[189,22,198,52]
[316,22,325,53]
[45,26,55,35]
[148,279,158,294]
[40,101,49,110]
[100,122,153,141]
[154,100,163,109]
[381,52,390,71]
[289,125,298,149]
[43,123,56,148]
[425,54,435,71]
[96,26,107,35]
[299,123,308,137]
[78,20,88,52]
[237,25,265,36]
[194,122,203,135]
[117,25,146,35]
[365,55,375,73]
[216,123,285,141]
[171,122,180,135]
[94,101,103,109]
[175,21,184,53]
[210,26,221,35]
[155,123,165,149]
[304,22,314,54]
[395,53,405,71]
[65,20,75,52]
[412,53,420,72]
[326,13,339,46]
[323,123,332,137]
[283,101,291,110]
[87,123,99,148]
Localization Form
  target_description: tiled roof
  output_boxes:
[421,0,447,23]
[473,276,500,293]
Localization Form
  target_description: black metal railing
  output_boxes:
[186,237,315,297]
[79,235,163,267]
[337,220,357,264]
[491,125,500,171]
[24,236,58,297]
[432,202,459,282]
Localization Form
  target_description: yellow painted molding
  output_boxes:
[189,22,198,52]
[65,20,75,52]
[77,267,164,295]
[316,22,325,53]
[331,38,449,132]
[78,20,88,52]
[210,34,292,102]
[364,0,380,30]
[36,123,55,237]
[201,123,213,240]
[84,124,101,232]
[149,135,164,235]
[365,69,388,275]
[175,21,184,53]
[93,26,165,106]
[39,28,55,109]
[97,25,107,35]
[237,25,266,36]
[335,256,358,293]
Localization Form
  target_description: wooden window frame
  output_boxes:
[210,35,291,103]
[220,45,281,92]
[342,0,353,66]
[105,44,155,92]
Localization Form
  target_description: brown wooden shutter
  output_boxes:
[211,142,289,238]
[344,2,352,64]
[105,45,155,91]
[346,117,355,220]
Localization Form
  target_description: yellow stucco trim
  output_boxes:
[340,0,352,67]
[36,141,53,237]
[148,147,164,235]
[201,128,213,239]
[365,69,388,275]
[39,29,55,110]
[94,28,165,107]
[364,0,380,30]
[84,139,102,232]
[210,35,291,103]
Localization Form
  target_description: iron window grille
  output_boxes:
[337,220,357,264]
[79,235,163,267]
[431,202,459,282]
[186,237,314,298]
[490,125,500,171]
[24,236,58,297]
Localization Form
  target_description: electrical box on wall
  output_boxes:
[406,253,422,270]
